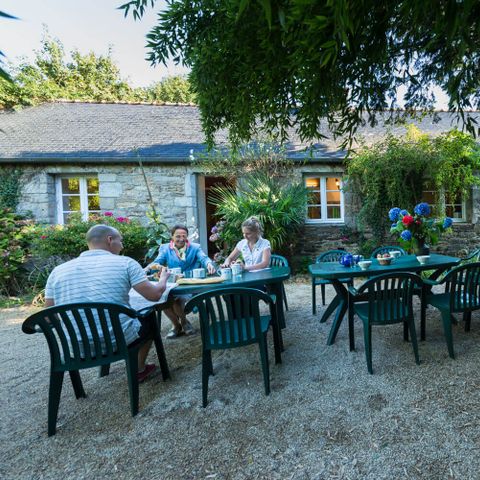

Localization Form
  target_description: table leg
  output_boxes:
[326,280,348,346]
[320,294,340,323]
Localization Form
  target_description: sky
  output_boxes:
[0,0,188,87]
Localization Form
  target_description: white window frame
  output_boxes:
[304,175,345,224]
[422,186,466,223]
[55,176,100,224]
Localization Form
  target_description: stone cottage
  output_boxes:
[1,102,479,257]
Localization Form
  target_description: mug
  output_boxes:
[168,267,182,283]
[192,268,206,279]
[220,267,232,280]
[231,263,242,276]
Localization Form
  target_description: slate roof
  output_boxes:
[0,102,478,164]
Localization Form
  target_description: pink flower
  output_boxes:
[209,233,219,242]
[116,216,130,223]
[40,235,47,240]
[104,212,113,217]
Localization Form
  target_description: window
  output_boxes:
[305,176,344,223]
[422,184,466,222]
[56,176,100,224]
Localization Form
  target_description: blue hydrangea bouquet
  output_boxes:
[389,203,453,254]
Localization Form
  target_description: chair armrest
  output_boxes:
[423,278,441,287]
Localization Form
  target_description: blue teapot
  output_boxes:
[339,253,354,267]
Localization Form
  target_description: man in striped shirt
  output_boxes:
[45,225,170,382]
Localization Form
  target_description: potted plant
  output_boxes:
[389,203,453,255]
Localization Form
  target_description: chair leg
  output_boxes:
[48,371,65,436]
[69,370,86,398]
[258,334,270,396]
[125,349,140,416]
[152,313,171,380]
[363,321,373,374]
[464,311,472,332]
[282,284,289,311]
[312,279,317,315]
[321,284,326,306]
[348,300,355,352]
[99,364,110,377]
[403,321,409,342]
[408,318,420,365]
[202,350,212,407]
[440,311,455,359]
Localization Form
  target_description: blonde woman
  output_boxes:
[222,216,271,271]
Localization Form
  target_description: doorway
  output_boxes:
[203,176,235,257]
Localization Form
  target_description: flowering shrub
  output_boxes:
[389,203,452,251]
[30,212,165,264]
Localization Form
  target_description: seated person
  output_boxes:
[222,216,271,271]
[45,225,170,383]
[149,224,216,338]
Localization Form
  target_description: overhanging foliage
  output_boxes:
[120,0,480,147]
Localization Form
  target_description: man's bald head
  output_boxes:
[86,225,123,254]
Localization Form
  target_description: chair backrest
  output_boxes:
[184,287,273,348]
[461,248,480,263]
[355,272,422,325]
[443,262,480,313]
[22,302,138,371]
[370,246,406,259]
[270,254,289,267]
[315,249,347,263]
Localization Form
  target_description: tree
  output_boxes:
[0,33,195,109]
[120,0,480,147]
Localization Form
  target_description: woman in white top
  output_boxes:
[222,216,271,271]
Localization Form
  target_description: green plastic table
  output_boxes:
[308,254,460,345]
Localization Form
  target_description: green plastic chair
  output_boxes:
[422,262,480,359]
[348,272,422,374]
[370,246,407,258]
[269,254,289,311]
[22,302,170,436]
[313,250,353,314]
[184,287,278,407]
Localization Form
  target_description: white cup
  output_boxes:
[221,267,232,280]
[231,263,242,276]
[192,268,206,279]
[168,267,182,282]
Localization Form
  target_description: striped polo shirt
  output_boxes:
[45,249,147,354]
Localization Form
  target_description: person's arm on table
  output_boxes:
[222,247,241,267]
[134,267,170,301]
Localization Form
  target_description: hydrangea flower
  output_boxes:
[443,217,453,229]
[414,202,431,216]
[391,222,397,228]
[400,209,409,216]
[388,207,401,222]
[400,230,412,241]
[211,226,218,233]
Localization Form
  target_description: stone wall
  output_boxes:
[15,163,200,235]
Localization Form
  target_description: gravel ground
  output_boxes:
[2,279,480,480]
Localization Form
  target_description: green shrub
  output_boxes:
[0,209,31,295]
[30,212,168,265]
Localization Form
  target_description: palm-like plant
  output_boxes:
[209,172,308,254]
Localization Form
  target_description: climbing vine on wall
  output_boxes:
[0,168,22,210]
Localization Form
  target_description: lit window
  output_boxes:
[56,176,100,224]
[305,176,344,223]
[422,183,466,222]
